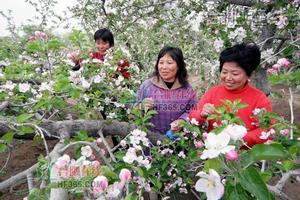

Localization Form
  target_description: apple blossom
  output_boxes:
[190,118,199,126]
[277,58,291,68]
[81,145,93,158]
[93,175,108,197]
[119,169,132,182]
[280,129,290,136]
[195,169,224,200]
[221,124,247,141]
[195,141,203,149]
[55,154,70,169]
[201,132,235,159]
[19,83,31,93]
[225,149,238,161]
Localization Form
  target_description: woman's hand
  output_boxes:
[170,119,184,132]
[142,98,154,110]
[200,103,215,117]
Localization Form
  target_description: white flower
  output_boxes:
[92,58,102,63]
[81,79,91,90]
[195,169,224,200]
[120,140,127,147]
[39,81,53,93]
[19,83,31,93]
[123,147,137,164]
[81,145,92,158]
[201,132,235,159]
[221,124,247,141]
[252,108,262,115]
[93,75,102,83]
[2,81,16,91]
[178,151,186,159]
[259,131,271,140]
[107,112,117,119]
[213,38,224,52]
[115,75,124,86]
[276,16,288,29]
[190,118,199,126]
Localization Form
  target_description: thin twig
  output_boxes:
[97,129,116,162]
[0,144,12,174]
[288,87,294,140]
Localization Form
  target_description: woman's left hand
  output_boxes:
[170,119,185,132]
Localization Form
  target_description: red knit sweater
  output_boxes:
[189,84,272,147]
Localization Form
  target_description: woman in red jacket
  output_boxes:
[189,43,272,147]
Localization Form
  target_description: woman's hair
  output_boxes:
[94,28,114,47]
[153,46,188,87]
[219,43,261,76]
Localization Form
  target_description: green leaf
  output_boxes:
[239,167,273,200]
[250,143,287,161]
[0,144,7,153]
[124,193,138,200]
[203,158,222,172]
[33,134,42,143]
[150,177,162,191]
[1,131,15,143]
[16,113,34,123]
[101,166,118,180]
[19,126,35,134]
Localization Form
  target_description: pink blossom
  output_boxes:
[202,132,208,140]
[119,169,131,182]
[55,154,70,169]
[272,63,281,70]
[280,129,290,136]
[34,31,47,38]
[195,141,203,149]
[67,50,80,60]
[92,160,100,168]
[93,176,108,197]
[225,150,238,161]
[267,68,278,75]
[277,58,291,68]
[156,140,161,146]
[120,140,127,147]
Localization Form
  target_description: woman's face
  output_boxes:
[95,39,111,55]
[158,53,178,82]
[220,62,249,91]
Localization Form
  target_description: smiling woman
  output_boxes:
[137,46,197,135]
[189,43,273,147]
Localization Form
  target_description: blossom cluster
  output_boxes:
[267,58,291,75]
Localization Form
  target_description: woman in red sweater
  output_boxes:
[189,43,272,147]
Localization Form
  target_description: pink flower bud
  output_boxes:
[280,129,290,136]
[277,58,291,68]
[272,63,281,69]
[225,150,238,161]
[92,160,100,168]
[195,141,203,149]
[93,176,108,197]
[202,132,208,140]
[120,140,127,147]
[119,169,131,182]
[156,140,161,146]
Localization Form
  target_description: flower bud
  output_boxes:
[225,150,238,161]
[119,169,131,182]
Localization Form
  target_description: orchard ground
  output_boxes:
[0,82,299,200]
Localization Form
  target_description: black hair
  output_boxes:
[219,42,261,77]
[153,46,188,87]
[94,28,114,47]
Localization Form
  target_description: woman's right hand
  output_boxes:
[200,103,215,117]
[142,98,154,110]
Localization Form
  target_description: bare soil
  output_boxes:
[0,84,299,200]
